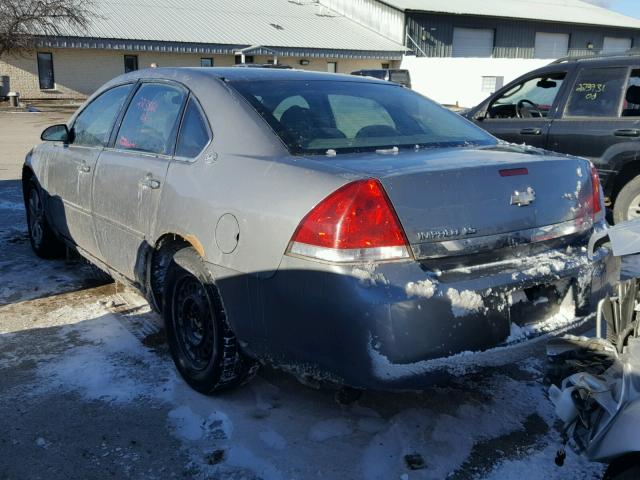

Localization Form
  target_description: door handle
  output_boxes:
[520,128,542,136]
[141,176,161,189]
[614,129,640,137]
[77,161,90,173]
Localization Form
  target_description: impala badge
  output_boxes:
[511,187,536,207]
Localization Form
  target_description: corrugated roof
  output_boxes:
[55,0,404,53]
[380,0,640,29]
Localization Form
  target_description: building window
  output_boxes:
[381,63,390,69]
[452,28,494,57]
[603,37,632,54]
[481,76,504,93]
[327,62,337,73]
[534,33,569,59]
[124,55,138,73]
[37,52,55,90]
[200,58,214,67]
[234,55,254,64]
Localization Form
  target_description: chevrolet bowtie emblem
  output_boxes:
[511,187,536,207]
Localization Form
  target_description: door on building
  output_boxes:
[46,83,134,258]
[452,27,494,57]
[92,82,187,279]
[548,66,638,170]
[534,33,570,59]
[474,71,569,148]
[603,37,632,54]
[327,62,337,73]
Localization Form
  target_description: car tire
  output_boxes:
[25,178,65,259]
[163,246,258,394]
[613,176,640,224]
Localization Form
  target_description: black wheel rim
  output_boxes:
[173,276,215,371]
[28,187,44,248]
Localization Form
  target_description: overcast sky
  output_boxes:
[583,0,640,18]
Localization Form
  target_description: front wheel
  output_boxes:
[25,178,65,258]
[163,247,258,394]
[613,176,640,224]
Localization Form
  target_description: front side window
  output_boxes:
[116,83,186,155]
[565,67,627,118]
[176,97,211,158]
[487,73,566,119]
[72,84,133,147]
[124,55,138,73]
[37,52,55,90]
[230,80,495,155]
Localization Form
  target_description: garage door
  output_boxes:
[452,28,494,57]
[603,37,632,54]
[534,32,569,59]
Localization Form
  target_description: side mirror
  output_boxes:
[41,124,70,143]
[474,110,487,121]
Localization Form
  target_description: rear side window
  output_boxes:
[623,69,640,117]
[72,84,133,147]
[176,97,211,158]
[116,83,186,155]
[565,67,627,117]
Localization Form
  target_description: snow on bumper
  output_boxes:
[259,241,618,390]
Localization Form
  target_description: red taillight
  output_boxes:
[288,179,410,263]
[590,164,603,217]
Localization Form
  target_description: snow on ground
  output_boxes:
[0,179,606,479]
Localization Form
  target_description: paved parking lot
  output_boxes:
[0,111,604,479]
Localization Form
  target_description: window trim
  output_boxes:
[173,93,213,162]
[562,66,630,120]
[108,79,190,157]
[124,54,139,73]
[482,70,569,122]
[37,52,55,90]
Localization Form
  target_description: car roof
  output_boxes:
[119,66,392,85]
[552,51,640,67]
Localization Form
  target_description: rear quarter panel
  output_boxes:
[153,76,353,278]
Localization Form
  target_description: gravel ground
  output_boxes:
[0,112,606,479]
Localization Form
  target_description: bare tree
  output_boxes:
[0,0,95,57]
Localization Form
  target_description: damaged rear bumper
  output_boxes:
[252,230,619,390]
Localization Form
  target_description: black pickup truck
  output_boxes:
[465,52,640,223]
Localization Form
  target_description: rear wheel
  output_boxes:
[163,247,258,394]
[25,178,64,258]
[614,176,640,223]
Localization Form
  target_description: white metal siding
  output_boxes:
[534,32,569,59]
[603,37,632,53]
[319,0,405,44]
[452,28,494,57]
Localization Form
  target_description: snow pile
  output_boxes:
[309,418,354,442]
[446,288,485,317]
[351,263,388,286]
[405,279,437,299]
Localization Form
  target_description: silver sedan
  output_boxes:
[23,67,618,393]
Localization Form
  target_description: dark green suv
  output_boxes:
[465,51,640,223]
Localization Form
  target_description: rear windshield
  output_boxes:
[229,80,496,155]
